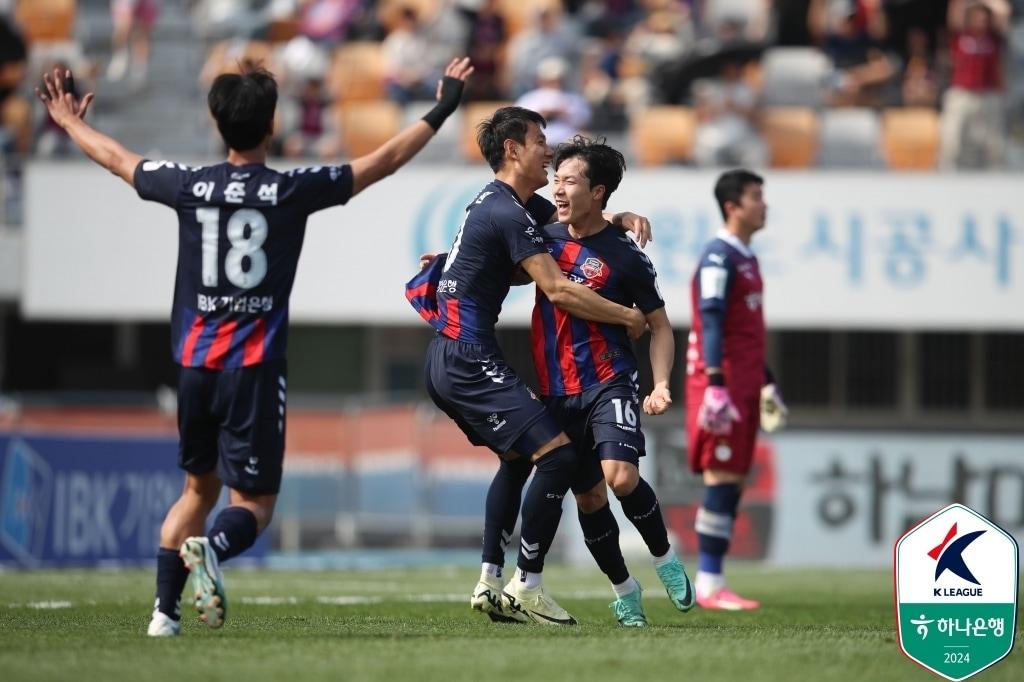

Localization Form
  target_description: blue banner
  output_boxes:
[0,433,266,567]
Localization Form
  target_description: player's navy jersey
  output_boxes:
[686,230,765,395]
[134,159,353,368]
[429,180,553,345]
[532,223,664,396]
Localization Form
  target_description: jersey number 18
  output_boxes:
[196,207,268,289]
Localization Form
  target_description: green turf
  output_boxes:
[0,565,1020,682]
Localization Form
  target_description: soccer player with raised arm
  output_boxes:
[36,58,474,636]
[529,137,694,626]
[685,170,788,611]
[406,107,649,626]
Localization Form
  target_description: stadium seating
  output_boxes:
[817,108,883,168]
[881,108,940,170]
[328,42,387,102]
[629,106,696,166]
[15,0,75,43]
[460,101,513,162]
[761,47,832,108]
[760,107,819,168]
[497,0,562,36]
[336,101,402,158]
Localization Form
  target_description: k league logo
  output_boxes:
[895,503,1019,681]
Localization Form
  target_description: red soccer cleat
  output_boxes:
[696,587,760,611]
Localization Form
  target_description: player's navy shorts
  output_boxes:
[424,334,562,457]
[543,372,646,494]
[177,359,287,494]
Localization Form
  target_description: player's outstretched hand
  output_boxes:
[419,253,436,271]
[625,307,647,340]
[616,212,653,248]
[435,57,474,103]
[35,68,94,129]
[697,385,740,435]
[643,385,672,415]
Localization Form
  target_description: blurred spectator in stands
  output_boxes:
[940,0,1010,169]
[278,76,343,157]
[702,0,771,42]
[515,57,592,144]
[506,7,579,98]
[900,26,938,107]
[692,58,768,167]
[774,0,815,46]
[382,6,435,105]
[812,0,896,106]
[462,0,506,101]
[0,14,28,155]
[578,27,631,129]
[299,0,363,44]
[107,0,160,83]
[617,8,693,111]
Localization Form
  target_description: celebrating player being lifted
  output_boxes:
[685,170,788,611]
[525,136,695,626]
[36,58,474,636]
[407,108,651,626]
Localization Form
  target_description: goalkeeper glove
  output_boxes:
[698,385,740,436]
[759,383,788,432]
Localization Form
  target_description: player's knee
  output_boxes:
[229,492,277,533]
[530,432,571,462]
[183,472,222,510]
[575,483,608,514]
[605,466,639,498]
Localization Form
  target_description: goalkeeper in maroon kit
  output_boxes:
[685,170,787,610]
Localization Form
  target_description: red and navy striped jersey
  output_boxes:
[686,231,765,396]
[133,160,353,369]
[532,223,664,396]
[425,180,553,346]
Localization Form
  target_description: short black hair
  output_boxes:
[553,135,626,209]
[476,106,547,172]
[714,169,763,220]
[207,65,278,152]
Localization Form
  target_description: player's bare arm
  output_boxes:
[642,307,674,415]
[520,252,646,339]
[36,68,142,186]
[349,57,473,197]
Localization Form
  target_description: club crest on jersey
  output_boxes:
[581,257,604,279]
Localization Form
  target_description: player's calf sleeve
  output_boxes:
[695,483,741,574]
[155,547,189,620]
[482,457,533,568]
[578,503,629,585]
[616,477,671,558]
[206,506,259,563]
[517,443,576,573]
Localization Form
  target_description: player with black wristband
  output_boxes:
[36,57,473,637]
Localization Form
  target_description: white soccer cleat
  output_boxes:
[179,536,227,629]
[147,610,181,637]
[501,579,577,626]
[471,574,527,623]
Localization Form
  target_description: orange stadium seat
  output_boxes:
[377,0,441,31]
[328,42,386,102]
[497,0,561,36]
[337,101,402,158]
[460,101,512,162]
[15,0,76,43]
[882,108,940,170]
[629,106,696,166]
[761,107,819,168]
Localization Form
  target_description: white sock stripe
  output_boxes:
[695,507,734,539]
[278,376,286,388]
[521,539,539,551]
[212,532,230,552]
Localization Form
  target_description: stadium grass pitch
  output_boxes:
[1,564,1020,682]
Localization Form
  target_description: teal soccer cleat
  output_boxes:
[179,537,227,628]
[656,555,696,612]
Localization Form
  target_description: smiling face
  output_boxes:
[508,121,553,192]
[553,156,603,225]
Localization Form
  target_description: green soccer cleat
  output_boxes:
[610,584,648,628]
[179,536,227,629]
[471,574,527,623]
[656,555,696,612]
[501,579,577,626]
